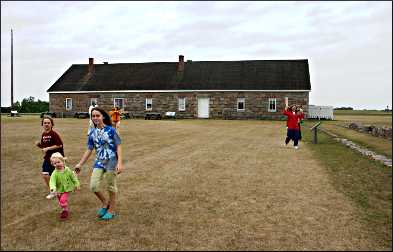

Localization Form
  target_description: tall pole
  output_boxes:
[11,29,14,108]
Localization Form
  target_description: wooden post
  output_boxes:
[310,122,321,144]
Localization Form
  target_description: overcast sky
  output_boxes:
[1,1,392,109]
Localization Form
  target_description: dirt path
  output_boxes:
[1,119,383,250]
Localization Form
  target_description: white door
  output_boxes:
[198,98,209,118]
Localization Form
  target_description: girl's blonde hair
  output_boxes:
[50,152,67,164]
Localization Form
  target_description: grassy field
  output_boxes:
[333,110,392,127]
[313,110,392,159]
[319,123,392,159]
[333,109,392,116]
[1,116,391,250]
[302,121,392,247]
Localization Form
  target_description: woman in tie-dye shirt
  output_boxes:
[75,107,123,220]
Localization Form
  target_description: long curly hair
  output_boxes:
[91,107,112,127]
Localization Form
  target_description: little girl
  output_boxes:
[49,152,80,220]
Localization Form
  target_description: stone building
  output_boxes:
[47,55,311,119]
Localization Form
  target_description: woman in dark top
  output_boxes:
[35,116,64,199]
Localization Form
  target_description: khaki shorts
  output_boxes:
[90,168,118,193]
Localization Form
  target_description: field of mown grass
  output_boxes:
[302,121,392,248]
[1,115,391,250]
[319,123,392,159]
[314,110,392,159]
[333,110,391,115]
[333,109,392,127]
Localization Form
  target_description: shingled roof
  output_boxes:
[47,59,311,92]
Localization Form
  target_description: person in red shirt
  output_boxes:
[283,105,301,149]
[35,116,64,198]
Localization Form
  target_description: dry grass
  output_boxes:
[333,110,392,127]
[302,122,392,249]
[317,110,392,158]
[320,123,392,159]
[1,116,391,250]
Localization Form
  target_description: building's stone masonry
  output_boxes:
[49,91,309,119]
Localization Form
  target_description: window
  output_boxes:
[178,97,186,111]
[90,98,98,107]
[65,98,72,111]
[145,98,152,111]
[113,98,124,109]
[268,98,277,112]
[237,98,245,111]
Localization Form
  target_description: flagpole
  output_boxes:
[11,28,14,108]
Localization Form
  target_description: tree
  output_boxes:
[18,96,49,113]
[13,101,21,111]
[334,107,353,110]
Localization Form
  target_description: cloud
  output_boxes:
[1,1,392,109]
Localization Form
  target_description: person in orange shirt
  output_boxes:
[109,107,121,130]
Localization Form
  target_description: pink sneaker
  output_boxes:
[60,210,69,220]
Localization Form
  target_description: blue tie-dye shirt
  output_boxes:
[87,125,121,170]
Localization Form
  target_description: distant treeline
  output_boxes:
[1,96,49,113]
[334,107,354,110]
[334,107,391,112]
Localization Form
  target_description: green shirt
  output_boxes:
[49,166,80,193]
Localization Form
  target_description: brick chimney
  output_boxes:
[88,57,94,74]
[177,55,184,72]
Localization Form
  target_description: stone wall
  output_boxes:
[320,127,392,167]
[49,91,309,119]
[348,123,392,140]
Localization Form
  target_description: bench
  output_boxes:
[165,111,176,119]
[145,112,162,120]
[121,112,131,119]
[10,110,20,117]
[40,111,57,118]
[74,112,90,119]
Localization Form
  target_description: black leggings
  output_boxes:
[285,129,300,146]
[285,136,299,146]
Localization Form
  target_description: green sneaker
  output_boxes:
[100,212,115,220]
